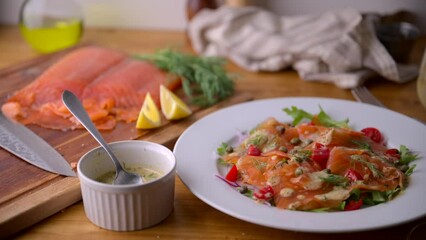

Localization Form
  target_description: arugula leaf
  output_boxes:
[405,164,416,176]
[217,142,229,156]
[310,208,331,212]
[283,106,313,125]
[348,188,362,201]
[384,188,400,200]
[371,191,386,203]
[135,49,234,107]
[283,106,349,128]
[399,145,418,165]
[217,158,229,166]
[363,196,375,206]
[317,106,350,128]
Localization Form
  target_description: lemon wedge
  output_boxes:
[160,85,192,120]
[136,93,162,129]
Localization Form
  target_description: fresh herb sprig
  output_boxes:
[135,49,235,107]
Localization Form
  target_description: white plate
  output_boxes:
[173,97,426,233]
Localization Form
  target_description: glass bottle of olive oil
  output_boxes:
[19,0,83,54]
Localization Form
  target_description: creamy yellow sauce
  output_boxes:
[96,165,163,184]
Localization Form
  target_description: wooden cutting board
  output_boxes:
[0,45,252,237]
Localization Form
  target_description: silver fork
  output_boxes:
[352,86,425,124]
[351,86,386,108]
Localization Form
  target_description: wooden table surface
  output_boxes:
[1,25,425,240]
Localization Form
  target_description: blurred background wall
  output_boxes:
[0,0,188,30]
[261,0,426,33]
[0,0,425,33]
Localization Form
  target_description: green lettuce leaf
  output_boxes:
[317,106,349,128]
[283,106,349,128]
[283,106,313,125]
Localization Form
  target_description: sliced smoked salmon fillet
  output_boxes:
[1,46,126,129]
[1,46,180,130]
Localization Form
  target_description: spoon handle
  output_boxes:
[61,90,123,171]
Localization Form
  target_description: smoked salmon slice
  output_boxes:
[327,147,404,191]
[1,46,180,130]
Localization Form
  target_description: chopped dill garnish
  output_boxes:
[253,159,267,170]
[246,130,268,147]
[291,149,312,163]
[351,140,372,151]
[320,174,348,186]
[350,155,383,178]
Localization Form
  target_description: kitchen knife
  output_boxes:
[0,112,76,177]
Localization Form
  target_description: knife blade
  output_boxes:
[0,112,76,177]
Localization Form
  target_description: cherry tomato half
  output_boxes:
[312,148,330,169]
[247,145,261,156]
[225,164,238,182]
[345,168,363,182]
[361,127,383,143]
[386,148,401,160]
[254,186,274,200]
[344,198,363,211]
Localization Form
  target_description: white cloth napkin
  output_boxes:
[187,6,418,89]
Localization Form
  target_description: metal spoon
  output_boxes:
[62,90,143,185]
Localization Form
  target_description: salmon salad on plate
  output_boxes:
[216,106,419,212]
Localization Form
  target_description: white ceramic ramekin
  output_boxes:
[77,140,176,231]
